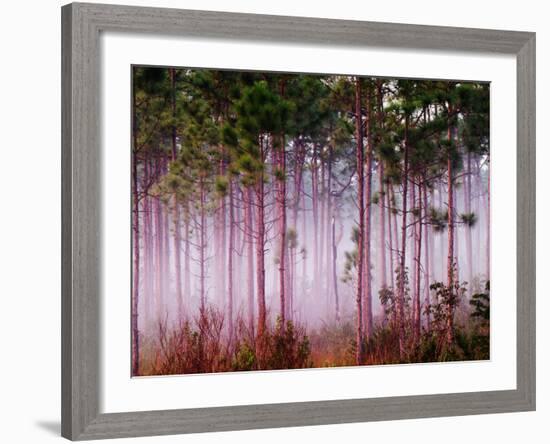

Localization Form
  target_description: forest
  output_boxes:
[131,67,490,376]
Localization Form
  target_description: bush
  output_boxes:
[138,283,490,375]
[141,306,312,375]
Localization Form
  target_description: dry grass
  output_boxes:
[136,305,489,376]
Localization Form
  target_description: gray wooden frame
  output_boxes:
[61,2,536,440]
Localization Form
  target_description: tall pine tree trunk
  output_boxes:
[413,180,422,342]
[312,148,319,298]
[465,151,473,288]
[131,88,140,375]
[256,136,267,343]
[219,154,227,309]
[162,157,170,313]
[474,157,482,280]
[332,212,340,321]
[184,202,191,309]
[199,177,207,311]
[245,186,255,335]
[397,116,410,359]
[354,77,365,365]
[173,202,182,317]
[278,130,287,328]
[227,178,235,341]
[301,186,308,301]
[319,158,326,300]
[376,82,388,291]
[379,164,387,289]
[363,84,374,339]
[446,112,455,345]
[391,186,400,281]
[292,139,305,319]
[235,187,243,312]
[326,144,333,317]
[423,181,431,331]
[154,155,164,320]
[170,68,183,318]
[410,181,416,325]
[438,181,445,281]
[485,164,491,281]
[386,183,395,324]
[143,158,153,327]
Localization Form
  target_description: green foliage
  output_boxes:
[429,281,461,315]
[236,80,293,140]
[429,207,448,232]
[422,268,468,356]
[232,343,256,371]
[470,281,490,322]
[378,267,411,324]
[308,319,488,368]
[267,317,312,370]
[460,212,478,227]
[286,228,298,249]
[215,175,229,196]
[273,167,286,182]
[221,123,239,148]
[458,83,490,155]
[145,306,312,375]
[378,286,395,317]
[342,226,360,284]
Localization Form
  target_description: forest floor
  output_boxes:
[136,308,489,376]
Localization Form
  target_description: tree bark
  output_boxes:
[319,155,326,300]
[154,156,164,320]
[278,130,287,328]
[379,163,387,289]
[162,158,171,306]
[391,186,400,284]
[169,68,183,319]
[256,135,267,342]
[245,186,255,335]
[413,180,422,342]
[485,164,491,281]
[219,153,227,309]
[465,151,473,288]
[354,77,365,365]
[143,158,153,327]
[311,147,320,298]
[184,202,191,309]
[326,143,334,317]
[301,185,308,301]
[199,177,207,311]
[423,181,431,331]
[411,181,417,325]
[397,115,410,359]
[376,82,388,291]
[131,87,140,375]
[331,212,340,321]
[363,83,374,339]
[292,139,305,319]
[446,110,455,345]
[227,177,235,340]
[386,183,395,324]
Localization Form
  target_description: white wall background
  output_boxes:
[0,0,545,443]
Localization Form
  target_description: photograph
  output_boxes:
[131,66,490,376]
[0,0,541,442]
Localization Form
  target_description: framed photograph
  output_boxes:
[61,2,535,440]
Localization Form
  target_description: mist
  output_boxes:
[131,68,490,375]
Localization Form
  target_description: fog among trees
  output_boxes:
[131,67,490,376]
